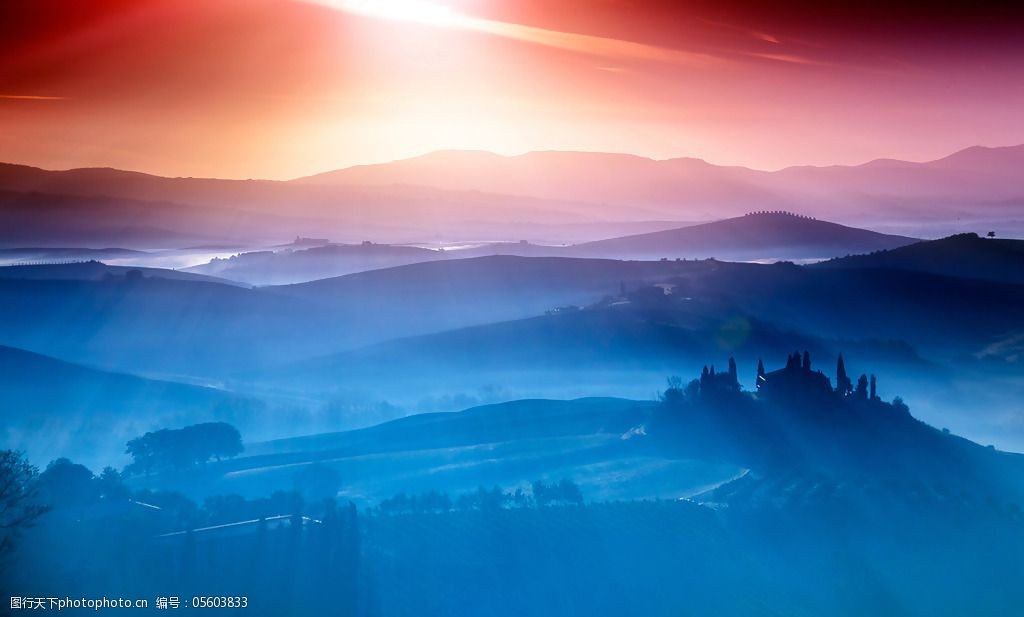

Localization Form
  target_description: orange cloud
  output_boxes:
[0,94,66,101]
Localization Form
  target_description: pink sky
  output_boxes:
[2,0,1023,179]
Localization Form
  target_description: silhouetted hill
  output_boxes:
[141,396,741,504]
[185,243,445,285]
[256,302,928,402]
[187,212,922,285]
[570,211,917,261]
[264,255,690,307]
[0,165,630,247]
[155,353,1024,507]
[653,353,1024,502]
[0,246,144,264]
[0,257,693,378]
[2,255,1020,384]
[815,233,1024,285]
[0,345,259,470]
[0,260,244,286]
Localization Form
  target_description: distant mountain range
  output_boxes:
[298,144,1024,225]
[2,144,1022,247]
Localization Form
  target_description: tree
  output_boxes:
[0,450,47,555]
[126,422,243,475]
[835,353,853,396]
[727,357,738,384]
[869,374,878,400]
[36,458,97,507]
[661,376,685,404]
[557,479,584,506]
[532,479,583,506]
[855,374,869,400]
[97,466,131,502]
[756,359,766,389]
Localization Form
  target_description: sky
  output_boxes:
[1,0,1023,179]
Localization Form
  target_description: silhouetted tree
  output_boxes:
[802,351,811,371]
[557,479,584,506]
[126,422,243,474]
[37,458,97,507]
[756,359,766,389]
[97,466,130,502]
[0,450,47,555]
[662,376,686,404]
[728,357,738,383]
[189,422,243,462]
[870,374,877,400]
[532,479,584,506]
[855,374,869,400]
[835,353,853,396]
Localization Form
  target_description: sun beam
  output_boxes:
[330,0,471,28]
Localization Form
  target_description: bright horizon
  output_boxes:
[3,0,1024,180]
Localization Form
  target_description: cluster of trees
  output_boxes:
[126,422,243,475]
[5,454,363,617]
[378,479,584,515]
[0,450,48,555]
[0,453,138,559]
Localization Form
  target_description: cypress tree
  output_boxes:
[836,354,852,395]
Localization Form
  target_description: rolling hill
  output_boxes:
[815,233,1024,285]
[183,214,921,285]
[569,211,918,261]
[184,242,446,285]
[142,352,1024,509]
[0,257,693,378]
[137,396,738,505]
[0,246,145,265]
[0,344,260,470]
[0,260,245,285]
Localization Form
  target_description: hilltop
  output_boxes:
[570,211,917,261]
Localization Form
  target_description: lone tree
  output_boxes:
[126,422,243,475]
[0,450,48,556]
